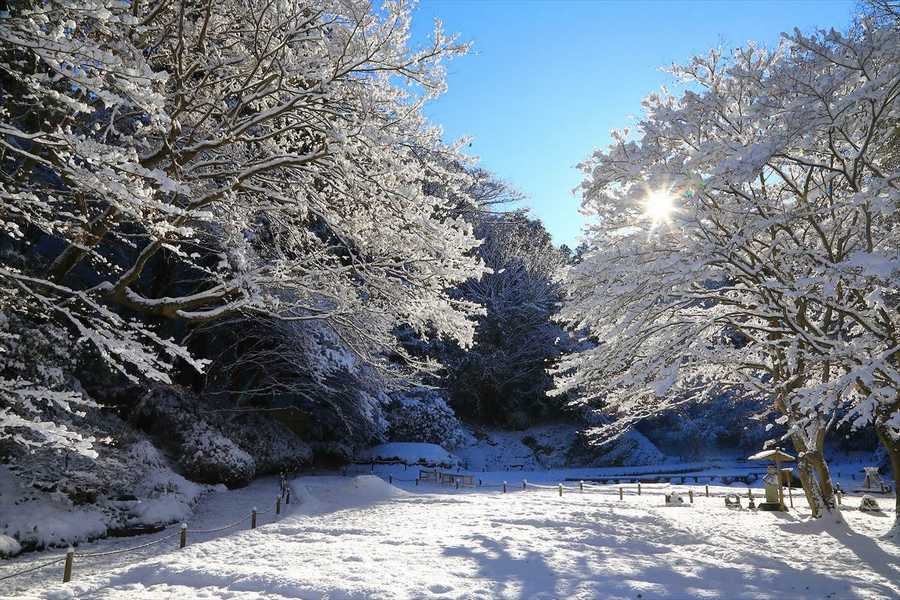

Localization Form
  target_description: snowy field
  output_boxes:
[3,471,898,600]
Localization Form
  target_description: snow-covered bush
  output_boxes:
[179,424,256,488]
[0,534,21,558]
[217,414,312,475]
[134,386,256,487]
[386,390,469,450]
[198,317,391,456]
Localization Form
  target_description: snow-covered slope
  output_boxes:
[9,473,898,599]
[453,423,579,470]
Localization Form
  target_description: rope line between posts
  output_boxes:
[188,516,251,535]
[0,558,65,582]
[74,531,182,558]
[0,476,294,585]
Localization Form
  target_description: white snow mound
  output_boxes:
[291,475,408,515]
[358,442,459,467]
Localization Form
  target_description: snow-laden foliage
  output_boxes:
[198,316,392,452]
[385,389,469,450]
[555,21,900,516]
[446,212,573,426]
[407,172,574,427]
[0,0,486,453]
[0,312,97,456]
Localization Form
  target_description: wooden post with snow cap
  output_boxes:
[63,547,74,583]
[251,508,257,529]
[180,523,187,548]
[579,480,584,492]
[523,479,527,490]
[619,487,623,500]
[689,490,693,504]
[558,483,563,497]
[705,485,709,498]
[637,482,641,496]
[389,474,392,485]
[503,481,507,493]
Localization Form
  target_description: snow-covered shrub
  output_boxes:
[385,390,468,450]
[179,423,256,488]
[198,317,392,458]
[134,386,256,487]
[0,534,21,558]
[218,413,312,475]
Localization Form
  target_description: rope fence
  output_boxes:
[388,468,894,514]
[0,474,296,587]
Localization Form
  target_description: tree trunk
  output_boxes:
[810,427,837,510]
[788,431,837,518]
[874,421,900,539]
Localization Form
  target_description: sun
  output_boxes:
[643,189,676,223]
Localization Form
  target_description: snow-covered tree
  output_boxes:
[447,211,572,426]
[1,1,485,452]
[404,166,573,427]
[556,21,899,520]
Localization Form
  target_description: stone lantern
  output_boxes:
[747,448,795,511]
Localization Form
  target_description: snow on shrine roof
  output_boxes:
[747,449,795,461]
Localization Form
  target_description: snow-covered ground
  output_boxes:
[4,470,898,599]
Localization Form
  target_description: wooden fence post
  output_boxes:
[286,488,291,504]
[705,485,709,498]
[619,487,623,500]
[180,523,187,548]
[276,496,281,515]
[637,482,641,496]
[558,483,563,497]
[522,479,527,490]
[503,481,507,493]
[63,547,74,583]
[579,480,584,492]
[251,508,257,529]
[689,490,694,504]
[415,478,419,486]
[389,475,393,485]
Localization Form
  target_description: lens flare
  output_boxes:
[643,189,676,223]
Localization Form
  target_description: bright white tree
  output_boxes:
[0,1,485,452]
[555,21,899,521]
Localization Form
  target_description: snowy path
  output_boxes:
[8,474,899,599]
[0,476,288,597]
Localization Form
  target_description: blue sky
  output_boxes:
[410,0,857,247]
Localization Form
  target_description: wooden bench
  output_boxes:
[440,472,476,487]
[418,469,439,483]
